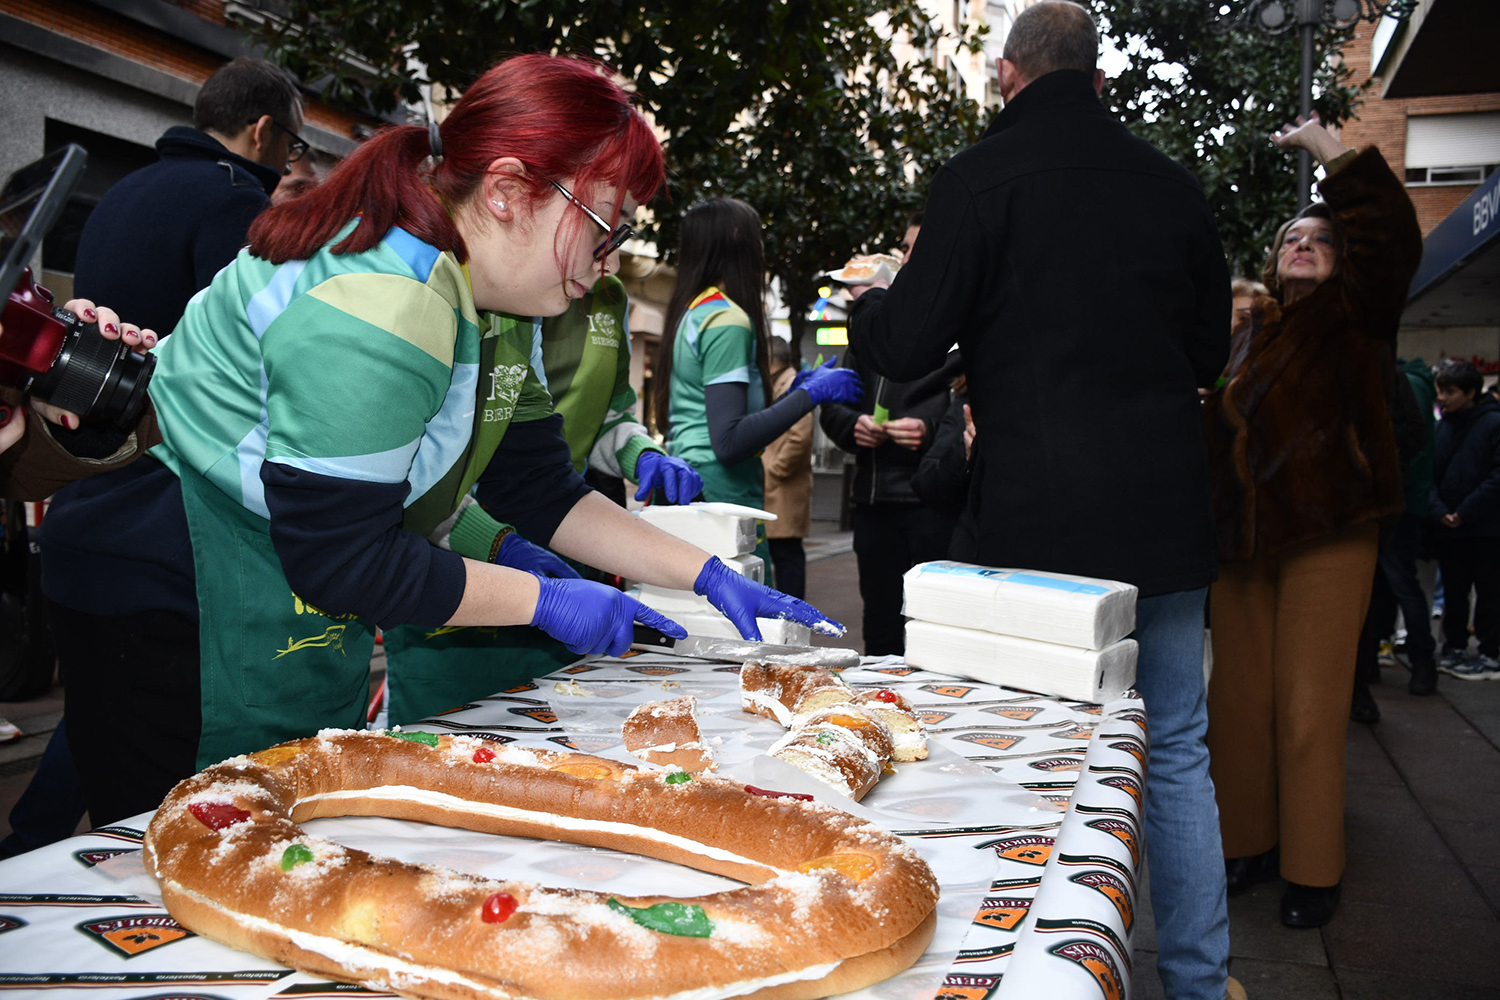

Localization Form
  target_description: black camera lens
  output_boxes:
[23,306,156,428]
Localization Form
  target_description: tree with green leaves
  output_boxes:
[1092,1,1361,277]
[238,0,988,353]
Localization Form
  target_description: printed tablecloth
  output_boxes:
[0,653,1147,1000]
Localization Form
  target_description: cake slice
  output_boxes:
[621,696,717,773]
[850,688,928,761]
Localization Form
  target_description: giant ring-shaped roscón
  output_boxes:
[143,730,940,1000]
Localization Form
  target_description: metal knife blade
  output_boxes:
[631,625,861,668]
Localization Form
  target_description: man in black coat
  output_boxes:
[849,4,1234,999]
[73,57,304,339]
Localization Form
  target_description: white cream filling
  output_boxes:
[740,690,793,726]
[163,878,839,1000]
[300,785,786,874]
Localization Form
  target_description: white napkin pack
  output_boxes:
[904,619,1138,704]
[902,561,1137,651]
[636,502,776,558]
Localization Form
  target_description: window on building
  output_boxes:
[1405,111,1500,187]
[42,120,156,275]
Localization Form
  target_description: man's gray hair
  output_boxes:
[1002,1,1098,81]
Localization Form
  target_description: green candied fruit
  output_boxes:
[815,731,837,745]
[388,730,440,747]
[607,898,713,937]
[664,771,693,785]
[280,843,315,871]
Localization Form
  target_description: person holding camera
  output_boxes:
[39,54,841,828]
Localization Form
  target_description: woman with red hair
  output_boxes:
[42,54,841,827]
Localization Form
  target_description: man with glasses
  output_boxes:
[73,57,305,339]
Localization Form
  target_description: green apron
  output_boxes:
[186,312,542,764]
[383,290,635,726]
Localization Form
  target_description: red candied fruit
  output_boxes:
[874,689,899,703]
[482,892,518,923]
[473,747,497,764]
[744,784,814,802]
[188,801,251,830]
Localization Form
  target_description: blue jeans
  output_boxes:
[1132,587,1229,1000]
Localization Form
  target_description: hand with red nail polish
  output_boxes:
[62,299,155,355]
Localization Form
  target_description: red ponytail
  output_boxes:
[247,54,664,265]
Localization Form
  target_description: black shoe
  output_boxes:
[1225,846,1279,897]
[1350,682,1380,723]
[1281,881,1340,928]
[1408,657,1438,696]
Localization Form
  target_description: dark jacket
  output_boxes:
[849,71,1229,597]
[1400,357,1437,517]
[911,391,971,518]
[73,126,281,337]
[1430,395,1500,539]
[818,345,961,505]
[1204,148,1422,561]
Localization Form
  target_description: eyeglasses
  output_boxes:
[549,178,634,261]
[251,118,309,163]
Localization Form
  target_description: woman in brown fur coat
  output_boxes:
[1201,113,1421,929]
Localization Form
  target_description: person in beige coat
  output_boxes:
[763,337,814,597]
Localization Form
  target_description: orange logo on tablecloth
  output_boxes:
[985,835,1055,865]
[974,897,1032,930]
[1049,941,1125,1000]
[503,682,540,693]
[508,707,558,723]
[1053,725,1095,741]
[561,664,601,673]
[868,665,919,676]
[1096,774,1144,808]
[1084,818,1140,866]
[627,665,689,676]
[982,706,1044,720]
[1107,738,1148,767]
[917,710,956,725]
[953,733,1021,751]
[1070,871,1134,932]
[434,703,483,716]
[78,914,192,957]
[934,974,1001,1000]
[921,684,975,699]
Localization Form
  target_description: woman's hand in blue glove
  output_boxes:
[531,576,686,656]
[693,556,846,641]
[797,357,862,407]
[496,531,580,579]
[634,450,704,505]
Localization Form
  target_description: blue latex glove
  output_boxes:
[495,531,580,579]
[693,556,846,641]
[797,357,862,407]
[531,575,687,656]
[634,450,703,505]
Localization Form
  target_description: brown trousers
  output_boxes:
[1207,521,1379,887]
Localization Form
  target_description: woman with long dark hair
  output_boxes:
[652,199,858,548]
[42,57,840,826]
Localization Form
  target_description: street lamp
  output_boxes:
[1215,0,1417,207]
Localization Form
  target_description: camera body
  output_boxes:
[0,267,155,428]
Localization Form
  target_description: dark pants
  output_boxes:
[1382,513,1436,664]
[52,603,201,827]
[1436,534,1500,657]
[851,503,955,656]
[767,537,806,599]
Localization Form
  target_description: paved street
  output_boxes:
[2,523,1497,998]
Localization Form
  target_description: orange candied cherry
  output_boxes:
[249,744,304,766]
[797,853,878,881]
[551,758,620,780]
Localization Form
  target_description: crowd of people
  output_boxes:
[0,5,1488,1000]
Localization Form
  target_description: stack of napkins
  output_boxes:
[632,503,810,645]
[901,561,1138,703]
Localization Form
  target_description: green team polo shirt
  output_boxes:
[666,286,766,509]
